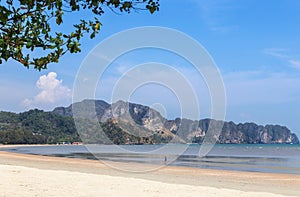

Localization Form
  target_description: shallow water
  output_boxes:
[2,144,300,174]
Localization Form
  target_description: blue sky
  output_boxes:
[1,0,300,135]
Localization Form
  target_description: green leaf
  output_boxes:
[90,32,96,39]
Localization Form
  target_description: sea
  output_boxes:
[1,144,300,174]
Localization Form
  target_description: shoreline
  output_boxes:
[0,148,300,196]
[1,143,300,174]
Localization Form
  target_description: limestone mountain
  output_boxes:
[53,99,299,144]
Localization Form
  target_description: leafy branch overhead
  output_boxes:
[0,0,159,70]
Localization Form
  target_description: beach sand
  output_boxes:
[0,147,299,196]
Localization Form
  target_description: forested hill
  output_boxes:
[0,110,79,144]
[0,100,299,144]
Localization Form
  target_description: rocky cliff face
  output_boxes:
[53,99,299,144]
[164,119,299,144]
[53,99,183,144]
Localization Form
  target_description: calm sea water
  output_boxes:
[1,144,300,174]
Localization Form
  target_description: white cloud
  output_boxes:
[263,48,300,70]
[289,60,300,70]
[23,72,71,108]
[262,48,290,59]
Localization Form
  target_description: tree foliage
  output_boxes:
[0,0,159,70]
[0,109,80,144]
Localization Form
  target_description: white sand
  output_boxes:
[0,164,288,197]
[0,149,299,197]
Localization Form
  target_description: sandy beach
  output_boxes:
[0,146,299,196]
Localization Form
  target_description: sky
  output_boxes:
[1,0,300,135]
